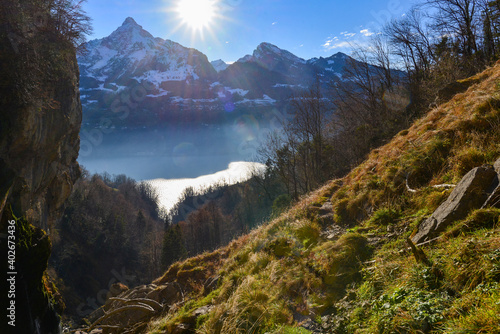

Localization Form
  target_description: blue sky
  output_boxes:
[82,0,414,63]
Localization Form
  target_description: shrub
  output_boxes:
[368,208,401,226]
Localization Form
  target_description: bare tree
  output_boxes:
[48,0,93,46]
[330,38,409,169]
[427,0,483,69]
[385,8,435,77]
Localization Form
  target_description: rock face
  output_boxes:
[412,162,500,244]
[0,25,81,232]
[0,2,82,333]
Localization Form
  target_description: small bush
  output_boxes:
[368,208,401,226]
[308,233,372,300]
[334,194,368,226]
[294,220,321,248]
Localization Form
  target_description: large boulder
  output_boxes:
[412,165,498,244]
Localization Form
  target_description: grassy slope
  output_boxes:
[146,62,500,333]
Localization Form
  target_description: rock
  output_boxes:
[171,323,192,334]
[412,165,498,244]
[98,304,155,330]
[321,224,345,241]
[483,185,500,208]
[106,283,129,301]
[494,158,500,173]
[122,284,156,299]
[146,283,181,304]
[318,201,335,224]
[436,77,480,104]
[0,3,81,332]
[319,201,333,215]
[193,305,212,318]
[483,158,500,208]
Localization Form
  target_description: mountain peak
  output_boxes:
[332,51,349,59]
[254,42,306,65]
[104,17,154,49]
[211,59,228,72]
[113,16,148,35]
[256,42,281,52]
[122,17,139,27]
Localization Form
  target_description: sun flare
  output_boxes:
[176,0,217,31]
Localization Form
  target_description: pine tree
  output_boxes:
[161,222,187,269]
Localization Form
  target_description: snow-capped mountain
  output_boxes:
[79,18,215,100]
[78,17,385,128]
[211,59,229,72]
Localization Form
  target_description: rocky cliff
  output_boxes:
[0,1,82,333]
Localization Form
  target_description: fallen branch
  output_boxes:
[406,237,432,266]
[108,297,163,311]
[406,173,418,193]
[406,173,455,193]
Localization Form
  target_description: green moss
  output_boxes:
[3,208,60,332]
[265,236,294,257]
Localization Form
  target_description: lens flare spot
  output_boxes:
[173,142,198,167]
[234,115,259,141]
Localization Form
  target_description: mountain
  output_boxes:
[211,59,229,72]
[79,17,218,125]
[78,18,379,128]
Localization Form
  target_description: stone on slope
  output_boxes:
[412,165,498,244]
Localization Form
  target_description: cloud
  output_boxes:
[360,29,374,37]
[322,40,351,50]
[272,22,278,25]
[340,31,356,38]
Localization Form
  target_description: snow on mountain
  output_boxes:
[211,59,229,72]
[78,17,215,92]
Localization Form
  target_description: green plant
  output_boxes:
[368,208,401,226]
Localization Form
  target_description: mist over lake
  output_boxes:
[78,123,268,179]
[78,124,269,211]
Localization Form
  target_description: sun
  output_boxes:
[176,0,217,31]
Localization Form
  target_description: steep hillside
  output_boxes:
[79,63,500,333]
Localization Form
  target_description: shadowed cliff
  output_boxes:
[0,1,84,332]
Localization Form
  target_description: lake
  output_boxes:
[78,126,268,212]
[144,161,265,213]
